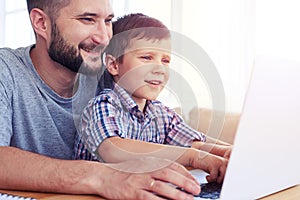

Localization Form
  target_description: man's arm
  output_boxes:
[0,146,200,199]
[0,146,103,194]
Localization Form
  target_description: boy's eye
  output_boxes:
[162,58,170,64]
[140,56,152,60]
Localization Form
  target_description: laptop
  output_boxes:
[191,55,300,200]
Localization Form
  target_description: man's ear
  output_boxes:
[105,54,119,76]
[29,8,51,40]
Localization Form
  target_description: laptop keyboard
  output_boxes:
[196,182,223,199]
[177,182,223,199]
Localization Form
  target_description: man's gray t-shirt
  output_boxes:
[0,46,97,159]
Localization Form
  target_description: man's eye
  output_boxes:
[105,18,113,24]
[80,18,95,23]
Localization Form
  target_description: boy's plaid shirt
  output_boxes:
[74,83,206,161]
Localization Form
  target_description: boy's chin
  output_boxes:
[146,95,160,100]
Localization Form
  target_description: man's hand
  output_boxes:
[103,157,201,200]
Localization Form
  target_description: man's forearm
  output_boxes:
[0,146,104,194]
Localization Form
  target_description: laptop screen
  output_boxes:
[219,55,300,199]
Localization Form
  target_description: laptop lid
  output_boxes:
[220,55,300,199]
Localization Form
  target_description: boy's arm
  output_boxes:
[162,109,232,159]
[191,137,232,159]
[205,136,231,146]
[99,136,192,165]
[98,137,228,183]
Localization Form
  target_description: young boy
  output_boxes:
[75,13,231,183]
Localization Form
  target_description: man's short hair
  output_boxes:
[26,0,70,21]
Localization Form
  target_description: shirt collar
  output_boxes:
[113,82,138,111]
[112,82,157,120]
[144,101,158,119]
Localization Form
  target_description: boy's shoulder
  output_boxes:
[95,88,118,101]
[91,88,123,108]
[150,100,170,109]
[150,99,164,107]
[149,100,178,115]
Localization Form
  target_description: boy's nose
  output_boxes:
[152,64,168,75]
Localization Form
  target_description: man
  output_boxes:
[0,0,200,199]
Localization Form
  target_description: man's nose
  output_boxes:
[91,22,112,47]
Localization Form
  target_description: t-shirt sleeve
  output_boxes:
[0,57,13,146]
[78,94,122,155]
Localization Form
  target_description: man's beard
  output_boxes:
[48,24,103,75]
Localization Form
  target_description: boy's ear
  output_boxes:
[105,54,119,76]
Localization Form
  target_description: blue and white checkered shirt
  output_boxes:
[74,83,206,161]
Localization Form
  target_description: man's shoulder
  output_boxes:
[0,46,32,84]
[0,46,26,59]
[0,46,30,70]
[0,47,15,55]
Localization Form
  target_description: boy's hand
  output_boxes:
[192,141,232,159]
[188,149,228,183]
[222,146,232,159]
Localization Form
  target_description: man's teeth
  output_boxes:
[82,48,90,52]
